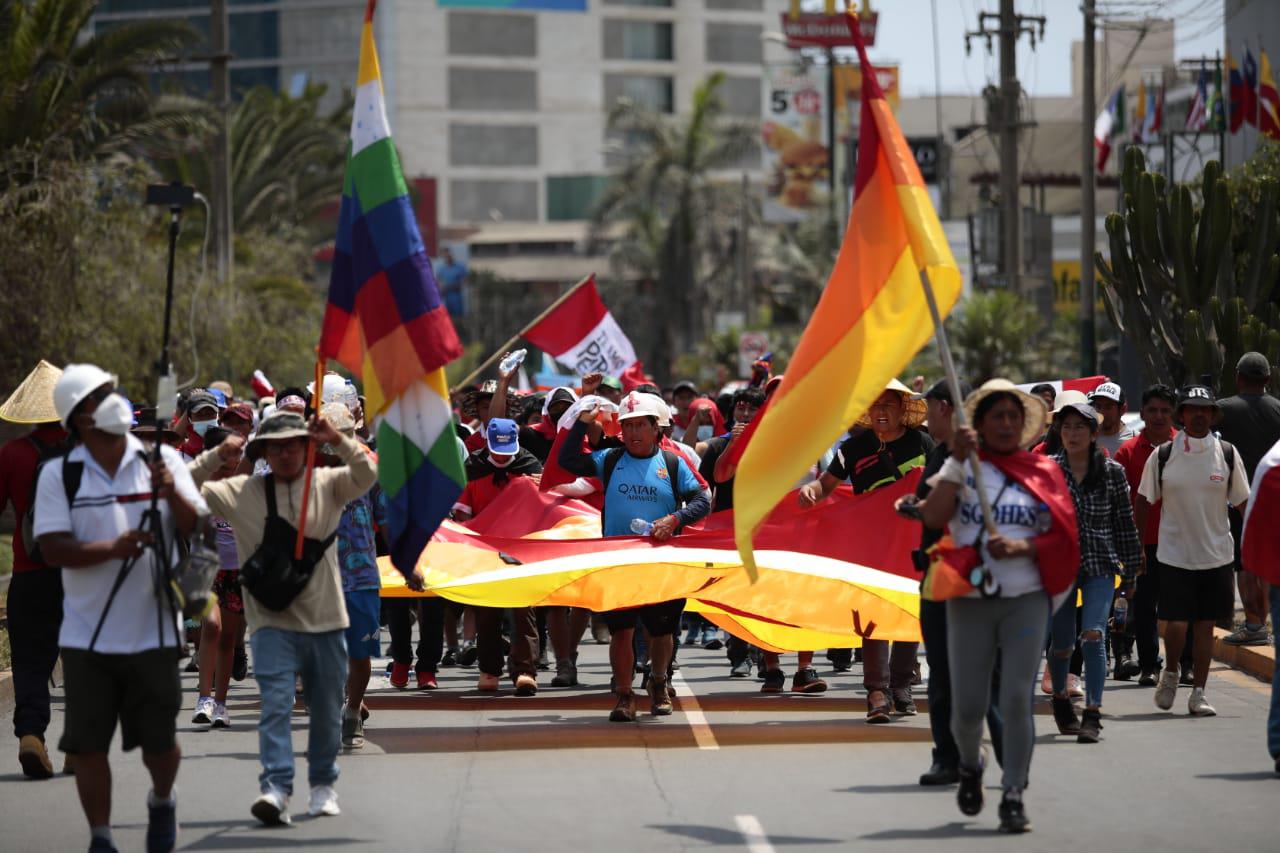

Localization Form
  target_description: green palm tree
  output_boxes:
[0,0,203,187]
[156,83,352,235]
[591,72,759,378]
[947,289,1043,384]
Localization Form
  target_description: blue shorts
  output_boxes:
[344,589,382,661]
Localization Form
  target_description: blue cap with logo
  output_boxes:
[486,418,519,455]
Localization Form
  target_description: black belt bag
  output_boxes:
[239,474,336,612]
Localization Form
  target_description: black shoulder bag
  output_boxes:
[239,474,338,612]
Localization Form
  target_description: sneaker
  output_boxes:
[891,688,916,714]
[997,790,1031,833]
[1052,696,1080,735]
[648,676,673,716]
[341,709,364,749]
[956,756,985,816]
[1077,708,1102,743]
[417,671,438,690]
[551,659,578,687]
[191,697,214,726]
[514,673,538,696]
[477,672,500,691]
[250,787,291,826]
[457,642,478,668]
[88,837,118,852]
[1154,670,1179,710]
[760,669,786,693]
[792,667,828,694]
[307,785,340,817]
[730,658,753,678]
[1188,687,1217,717]
[865,690,892,724]
[440,648,459,667]
[701,630,724,651]
[1113,655,1141,681]
[1179,665,1195,686]
[231,646,248,681]
[211,703,230,729]
[145,789,178,853]
[17,735,53,780]
[1066,674,1084,699]
[1138,669,1158,687]
[609,691,637,722]
[1223,625,1270,646]
[389,661,410,689]
[919,761,959,787]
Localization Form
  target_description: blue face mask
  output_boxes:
[696,425,714,442]
[192,420,215,438]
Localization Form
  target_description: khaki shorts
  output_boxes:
[59,647,181,755]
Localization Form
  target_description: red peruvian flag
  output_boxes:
[1242,438,1280,585]
[524,276,642,380]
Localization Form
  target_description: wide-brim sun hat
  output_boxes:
[855,378,928,429]
[245,411,312,460]
[963,378,1048,449]
[0,360,63,424]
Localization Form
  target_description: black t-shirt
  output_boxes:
[1218,393,1280,480]
[699,435,734,512]
[915,441,950,550]
[826,427,935,495]
[519,425,555,464]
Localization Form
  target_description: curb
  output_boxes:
[1212,628,1276,683]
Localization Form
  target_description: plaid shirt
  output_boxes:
[1052,452,1143,581]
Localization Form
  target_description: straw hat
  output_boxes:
[963,378,1049,449]
[855,378,928,429]
[0,360,63,424]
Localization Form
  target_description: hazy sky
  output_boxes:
[819,0,1226,98]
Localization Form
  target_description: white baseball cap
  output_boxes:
[1089,382,1123,403]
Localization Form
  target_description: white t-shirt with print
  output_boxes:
[33,435,208,653]
[947,459,1046,598]
[1138,433,1250,570]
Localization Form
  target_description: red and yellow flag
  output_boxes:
[733,13,962,579]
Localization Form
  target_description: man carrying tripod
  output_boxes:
[34,364,207,853]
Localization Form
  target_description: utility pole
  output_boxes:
[1081,0,1097,375]
[966,2,1045,295]
[210,0,233,284]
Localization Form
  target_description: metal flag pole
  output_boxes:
[920,269,997,535]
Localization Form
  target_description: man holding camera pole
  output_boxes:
[34,364,207,853]
[190,408,424,826]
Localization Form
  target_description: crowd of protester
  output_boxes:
[0,349,1277,847]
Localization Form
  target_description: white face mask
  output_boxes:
[91,393,133,436]
[696,425,714,442]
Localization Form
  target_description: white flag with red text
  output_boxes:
[524,276,639,380]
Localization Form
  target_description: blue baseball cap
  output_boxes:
[486,418,519,455]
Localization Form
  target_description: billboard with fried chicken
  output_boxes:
[761,64,829,224]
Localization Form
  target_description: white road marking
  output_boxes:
[734,814,777,853]
[670,671,719,750]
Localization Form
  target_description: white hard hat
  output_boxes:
[618,391,669,425]
[53,364,117,427]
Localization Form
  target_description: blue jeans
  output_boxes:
[251,627,347,796]
[1269,585,1280,760]
[1050,576,1114,707]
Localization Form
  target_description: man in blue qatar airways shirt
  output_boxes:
[559,391,710,723]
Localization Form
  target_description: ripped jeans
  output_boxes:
[1049,575,1115,708]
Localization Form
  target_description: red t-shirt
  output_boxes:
[454,472,535,518]
[1113,428,1177,546]
[0,425,69,573]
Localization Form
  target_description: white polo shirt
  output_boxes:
[33,434,207,653]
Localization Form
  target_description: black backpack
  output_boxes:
[599,447,684,531]
[20,436,81,567]
[1156,439,1236,494]
[238,473,338,611]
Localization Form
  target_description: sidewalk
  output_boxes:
[1213,627,1276,683]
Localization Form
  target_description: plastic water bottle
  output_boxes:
[498,348,527,375]
[630,518,654,536]
[1113,596,1128,630]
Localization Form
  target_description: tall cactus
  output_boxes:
[1096,147,1280,394]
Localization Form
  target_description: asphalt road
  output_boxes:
[1,632,1275,853]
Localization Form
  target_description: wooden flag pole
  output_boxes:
[454,274,595,389]
[294,352,325,559]
[920,270,997,535]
